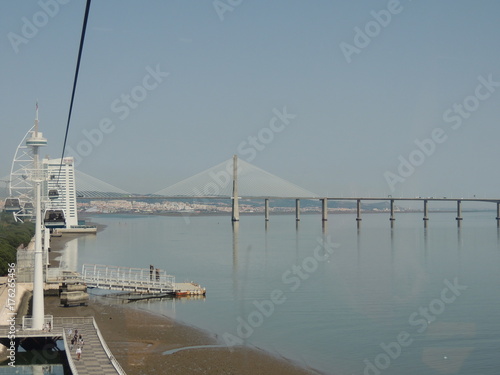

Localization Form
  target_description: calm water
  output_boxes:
[70,212,500,375]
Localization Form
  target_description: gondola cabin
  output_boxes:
[23,202,34,214]
[44,209,66,228]
[4,198,21,212]
[48,189,59,199]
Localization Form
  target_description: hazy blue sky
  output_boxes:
[1,0,500,198]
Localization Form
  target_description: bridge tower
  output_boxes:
[231,154,239,222]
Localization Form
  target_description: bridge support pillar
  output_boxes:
[496,202,500,226]
[390,199,395,221]
[423,200,429,221]
[456,200,463,221]
[296,199,300,221]
[356,199,361,221]
[231,155,239,222]
[321,198,328,221]
[265,199,269,221]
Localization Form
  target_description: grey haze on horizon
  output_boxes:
[1,0,500,199]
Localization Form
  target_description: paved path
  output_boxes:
[61,317,124,375]
[0,317,125,375]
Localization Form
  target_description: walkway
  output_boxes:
[0,316,126,375]
[58,317,125,375]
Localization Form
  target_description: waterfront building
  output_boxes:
[42,156,78,227]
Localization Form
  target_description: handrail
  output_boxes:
[53,316,94,325]
[92,317,127,375]
[63,329,79,375]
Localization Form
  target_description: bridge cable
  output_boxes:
[56,0,92,186]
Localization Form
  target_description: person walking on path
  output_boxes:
[76,346,82,361]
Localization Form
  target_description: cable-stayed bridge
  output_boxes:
[154,158,318,198]
[71,157,319,199]
[5,156,500,225]
[68,157,500,225]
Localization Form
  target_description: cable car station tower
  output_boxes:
[25,103,47,330]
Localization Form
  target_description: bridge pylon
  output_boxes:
[231,154,239,222]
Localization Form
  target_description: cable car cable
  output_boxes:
[56,0,92,185]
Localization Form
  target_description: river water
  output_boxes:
[69,211,500,375]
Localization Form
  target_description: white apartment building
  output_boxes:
[43,156,78,227]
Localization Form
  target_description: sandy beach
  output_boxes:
[46,234,323,375]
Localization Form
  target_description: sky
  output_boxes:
[1,0,500,199]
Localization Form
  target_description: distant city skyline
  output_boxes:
[1,1,500,198]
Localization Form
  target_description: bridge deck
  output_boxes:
[0,317,125,375]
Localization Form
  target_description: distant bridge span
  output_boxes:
[77,195,500,225]
[77,195,500,203]
[70,156,500,225]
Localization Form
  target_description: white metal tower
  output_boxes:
[8,125,36,222]
[25,103,47,330]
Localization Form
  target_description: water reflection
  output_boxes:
[232,221,239,298]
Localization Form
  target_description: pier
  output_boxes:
[81,264,206,296]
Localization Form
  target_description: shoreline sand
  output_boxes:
[46,231,324,375]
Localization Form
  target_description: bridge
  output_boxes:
[69,156,500,225]
[5,156,500,225]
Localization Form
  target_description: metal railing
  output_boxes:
[46,268,82,282]
[92,317,127,375]
[81,264,175,291]
[63,328,79,375]
[53,316,94,326]
[21,315,53,331]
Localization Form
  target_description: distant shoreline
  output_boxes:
[79,208,495,218]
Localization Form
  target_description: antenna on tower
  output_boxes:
[35,100,39,136]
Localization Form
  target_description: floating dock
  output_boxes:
[80,264,206,296]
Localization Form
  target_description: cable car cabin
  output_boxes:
[48,189,59,199]
[23,202,34,213]
[44,210,66,228]
[4,198,21,212]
